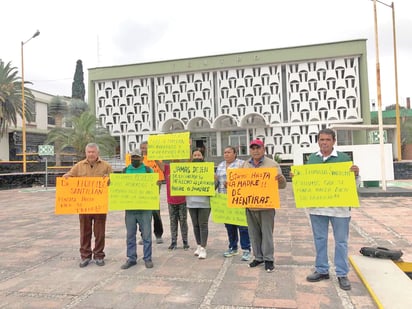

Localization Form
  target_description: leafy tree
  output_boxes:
[385,104,397,111]
[371,106,412,156]
[69,98,88,118]
[0,59,34,138]
[46,112,117,160]
[49,96,68,127]
[48,96,68,165]
[71,60,85,101]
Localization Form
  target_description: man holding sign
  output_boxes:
[302,129,360,291]
[63,143,113,268]
[242,139,287,273]
[121,148,155,269]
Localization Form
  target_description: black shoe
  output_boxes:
[183,241,190,250]
[248,260,264,268]
[306,271,330,282]
[145,259,154,268]
[168,243,177,250]
[121,260,137,269]
[79,258,91,268]
[95,259,105,266]
[265,261,274,272]
[338,276,351,290]
[156,237,163,244]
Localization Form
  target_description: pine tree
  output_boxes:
[71,59,85,100]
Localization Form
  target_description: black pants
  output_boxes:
[152,209,163,238]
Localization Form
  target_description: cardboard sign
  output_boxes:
[55,177,109,214]
[210,193,247,226]
[291,162,360,208]
[227,168,280,208]
[170,162,215,196]
[148,132,191,160]
[109,173,160,210]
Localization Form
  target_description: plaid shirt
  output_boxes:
[215,158,245,193]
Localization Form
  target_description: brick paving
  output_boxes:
[0,182,411,308]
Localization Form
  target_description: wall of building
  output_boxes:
[88,39,371,160]
[3,89,57,162]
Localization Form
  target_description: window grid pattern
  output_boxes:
[94,56,362,159]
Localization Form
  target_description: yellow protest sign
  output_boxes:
[109,174,159,210]
[55,177,109,214]
[291,161,360,208]
[210,193,247,226]
[148,132,191,160]
[227,168,280,208]
[170,162,215,196]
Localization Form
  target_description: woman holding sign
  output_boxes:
[164,161,190,251]
[215,146,251,261]
[187,149,211,259]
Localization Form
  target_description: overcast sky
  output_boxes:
[2,0,411,108]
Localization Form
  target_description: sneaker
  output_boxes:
[248,260,264,268]
[306,271,330,282]
[79,258,91,268]
[138,238,143,245]
[168,243,177,250]
[265,261,274,272]
[223,248,239,257]
[194,245,201,256]
[121,260,137,269]
[241,250,251,261]
[198,247,207,259]
[95,259,105,266]
[183,241,190,250]
[145,259,154,268]
[156,237,164,244]
[338,276,351,290]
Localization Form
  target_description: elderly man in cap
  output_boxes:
[121,148,154,269]
[242,139,287,273]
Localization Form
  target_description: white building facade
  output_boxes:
[88,40,371,163]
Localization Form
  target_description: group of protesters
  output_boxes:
[63,128,360,291]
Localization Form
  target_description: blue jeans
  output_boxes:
[125,210,152,262]
[225,224,250,251]
[309,214,351,277]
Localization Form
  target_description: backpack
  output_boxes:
[360,246,403,260]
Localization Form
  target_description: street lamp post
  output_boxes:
[373,0,402,160]
[372,0,387,190]
[391,2,402,161]
[21,30,40,173]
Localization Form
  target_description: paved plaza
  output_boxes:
[0,182,411,308]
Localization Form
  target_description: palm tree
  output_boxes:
[46,112,117,160]
[0,59,34,138]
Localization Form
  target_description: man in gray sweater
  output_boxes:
[242,139,287,272]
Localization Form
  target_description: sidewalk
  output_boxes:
[0,184,411,309]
